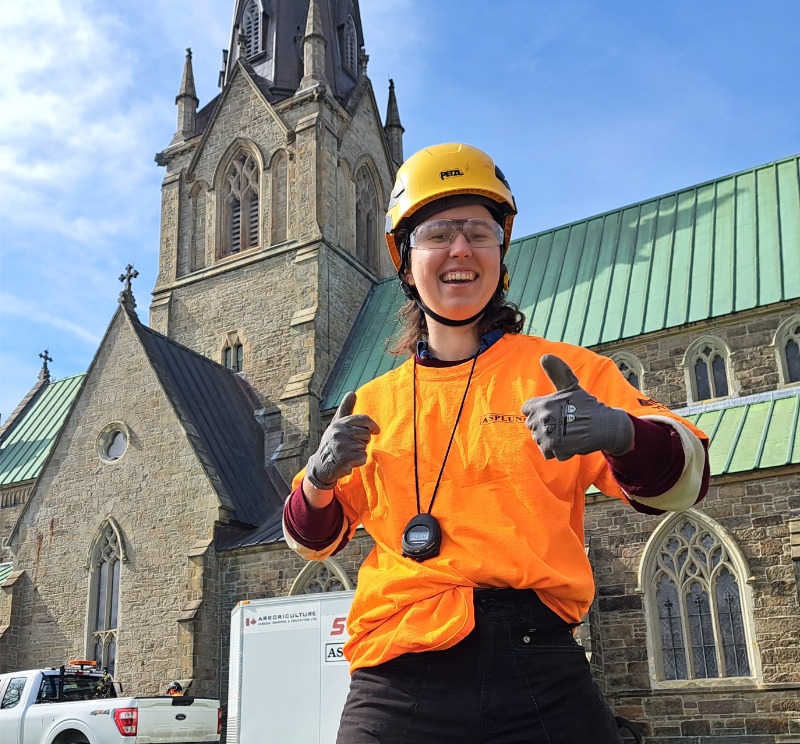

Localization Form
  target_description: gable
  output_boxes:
[187,63,289,184]
[13,310,224,543]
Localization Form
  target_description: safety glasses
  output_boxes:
[409,218,504,250]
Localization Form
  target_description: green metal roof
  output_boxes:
[324,279,406,408]
[581,392,799,496]
[507,154,800,345]
[684,392,800,475]
[323,154,800,409]
[0,563,12,584]
[0,374,85,486]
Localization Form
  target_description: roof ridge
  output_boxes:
[0,377,49,443]
[130,314,237,376]
[675,387,800,417]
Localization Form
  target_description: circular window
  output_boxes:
[97,423,130,463]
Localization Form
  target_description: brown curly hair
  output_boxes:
[389,269,526,356]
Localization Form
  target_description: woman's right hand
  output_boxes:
[305,391,380,490]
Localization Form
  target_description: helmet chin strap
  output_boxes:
[400,282,488,327]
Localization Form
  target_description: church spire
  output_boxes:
[172,48,198,144]
[299,0,327,90]
[384,79,404,165]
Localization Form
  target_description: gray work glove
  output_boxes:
[305,392,380,489]
[521,354,634,461]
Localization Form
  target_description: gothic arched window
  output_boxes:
[88,521,125,677]
[271,152,288,244]
[775,316,800,386]
[355,165,378,271]
[221,332,245,372]
[224,343,243,372]
[290,559,353,595]
[639,512,757,684]
[189,183,207,272]
[343,15,357,73]
[222,151,260,257]
[242,0,261,57]
[612,352,644,391]
[686,338,730,402]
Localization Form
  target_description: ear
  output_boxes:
[403,264,416,287]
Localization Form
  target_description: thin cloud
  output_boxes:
[0,0,159,233]
[0,294,102,347]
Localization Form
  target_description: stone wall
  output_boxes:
[6,312,222,695]
[0,484,30,561]
[584,470,800,741]
[595,302,800,408]
[150,66,396,469]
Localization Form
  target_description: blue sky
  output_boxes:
[1,0,798,419]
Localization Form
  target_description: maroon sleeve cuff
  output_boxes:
[284,483,346,551]
[606,416,685,497]
[605,417,710,515]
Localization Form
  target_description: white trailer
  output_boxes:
[226,592,354,744]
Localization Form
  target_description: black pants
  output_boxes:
[337,589,623,744]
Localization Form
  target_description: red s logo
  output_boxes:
[331,617,346,636]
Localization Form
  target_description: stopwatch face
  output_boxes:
[407,527,431,543]
[401,513,442,562]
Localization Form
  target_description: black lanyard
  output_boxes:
[402,353,478,561]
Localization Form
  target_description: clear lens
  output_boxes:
[410,219,503,250]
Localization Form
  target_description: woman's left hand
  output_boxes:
[522,355,634,460]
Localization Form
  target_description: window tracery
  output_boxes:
[685,338,731,402]
[242,0,261,57]
[222,151,260,257]
[89,521,123,676]
[611,352,644,391]
[222,332,245,372]
[290,559,353,595]
[343,15,357,73]
[271,152,288,244]
[355,165,378,271]
[775,316,800,385]
[641,512,756,683]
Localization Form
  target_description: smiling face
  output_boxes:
[405,203,502,325]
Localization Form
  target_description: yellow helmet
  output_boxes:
[385,143,517,273]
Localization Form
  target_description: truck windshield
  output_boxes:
[37,673,117,703]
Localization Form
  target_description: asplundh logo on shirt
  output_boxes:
[480,413,526,425]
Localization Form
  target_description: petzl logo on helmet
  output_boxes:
[440,168,464,180]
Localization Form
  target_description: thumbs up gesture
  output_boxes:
[306,392,381,489]
[521,355,634,461]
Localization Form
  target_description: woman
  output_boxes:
[283,143,709,743]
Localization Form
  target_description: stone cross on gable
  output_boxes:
[119,264,139,312]
[38,349,53,382]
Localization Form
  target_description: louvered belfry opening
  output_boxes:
[223,151,259,257]
[242,0,260,58]
[343,14,357,73]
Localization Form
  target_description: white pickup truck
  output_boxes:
[0,662,221,744]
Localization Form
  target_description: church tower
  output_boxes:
[152,0,403,478]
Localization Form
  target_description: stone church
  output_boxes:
[1,1,799,741]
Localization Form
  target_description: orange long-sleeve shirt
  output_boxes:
[288,334,708,672]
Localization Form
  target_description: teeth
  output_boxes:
[442,271,476,282]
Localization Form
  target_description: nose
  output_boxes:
[448,230,473,257]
